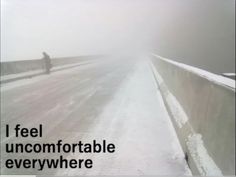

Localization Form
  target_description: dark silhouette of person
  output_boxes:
[42,52,52,74]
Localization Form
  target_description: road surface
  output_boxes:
[1,56,191,175]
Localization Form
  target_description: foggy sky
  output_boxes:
[1,0,235,73]
[1,0,162,60]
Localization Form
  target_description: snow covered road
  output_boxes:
[1,56,191,175]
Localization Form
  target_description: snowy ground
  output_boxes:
[1,56,191,175]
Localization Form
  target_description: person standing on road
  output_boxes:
[42,52,52,74]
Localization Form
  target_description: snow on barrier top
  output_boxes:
[152,54,235,90]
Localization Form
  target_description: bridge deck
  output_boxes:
[1,57,191,175]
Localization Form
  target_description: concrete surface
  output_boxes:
[0,61,95,84]
[1,59,43,76]
[0,57,191,175]
[151,54,235,175]
[0,55,100,76]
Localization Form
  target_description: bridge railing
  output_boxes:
[0,56,101,84]
[150,54,235,176]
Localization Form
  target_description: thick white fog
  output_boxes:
[1,0,235,73]
[1,0,161,60]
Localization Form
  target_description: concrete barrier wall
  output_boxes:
[150,54,235,175]
[0,55,99,76]
[51,56,98,67]
[1,59,43,75]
